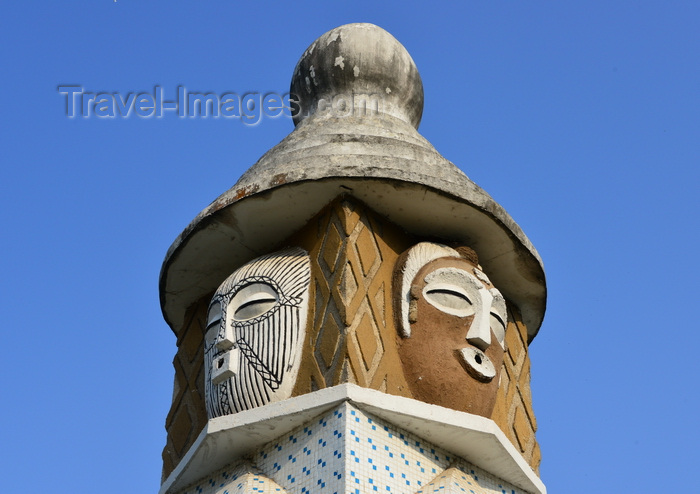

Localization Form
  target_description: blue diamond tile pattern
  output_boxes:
[180,403,526,494]
[181,463,287,493]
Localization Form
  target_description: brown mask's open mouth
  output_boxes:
[459,347,496,382]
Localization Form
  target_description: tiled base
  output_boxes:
[181,403,524,494]
[185,463,286,493]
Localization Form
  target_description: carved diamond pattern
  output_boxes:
[307,200,390,388]
[491,305,540,473]
[316,308,342,371]
[339,261,358,308]
[355,223,381,277]
[163,299,208,480]
[351,303,383,373]
[321,221,343,274]
[292,198,411,405]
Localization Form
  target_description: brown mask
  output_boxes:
[396,245,507,417]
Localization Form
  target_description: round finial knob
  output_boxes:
[290,23,424,128]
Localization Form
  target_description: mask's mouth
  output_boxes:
[459,347,496,382]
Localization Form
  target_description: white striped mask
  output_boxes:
[204,247,311,418]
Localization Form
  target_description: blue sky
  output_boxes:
[2,1,698,492]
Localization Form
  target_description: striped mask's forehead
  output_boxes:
[215,248,311,303]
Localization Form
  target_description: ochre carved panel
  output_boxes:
[490,305,540,473]
[161,298,208,481]
[291,197,413,398]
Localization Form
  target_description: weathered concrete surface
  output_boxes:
[290,23,424,128]
[159,23,546,341]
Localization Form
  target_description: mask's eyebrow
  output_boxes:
[473,268,491,285]
[423,267,483,291]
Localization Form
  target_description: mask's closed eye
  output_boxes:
[205,300,222,348]
[489,291,508,348]
[490,312,506,346]
[230,282,279,321]
[423,283,475,317]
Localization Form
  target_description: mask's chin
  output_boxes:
[459,346,496,382]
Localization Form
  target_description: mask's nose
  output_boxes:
[466,287,493,351]
[216,322,235,351]
[211,320,238,385]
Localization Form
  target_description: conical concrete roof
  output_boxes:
[160,23,546,341]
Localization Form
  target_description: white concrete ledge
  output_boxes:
[160,384,546,494]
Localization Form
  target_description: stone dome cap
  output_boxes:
[290,23,424,129]
[160,24,546,342]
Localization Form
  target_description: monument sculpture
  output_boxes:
[159,23,547,494]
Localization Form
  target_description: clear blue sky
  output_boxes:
[2,1,698,492]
